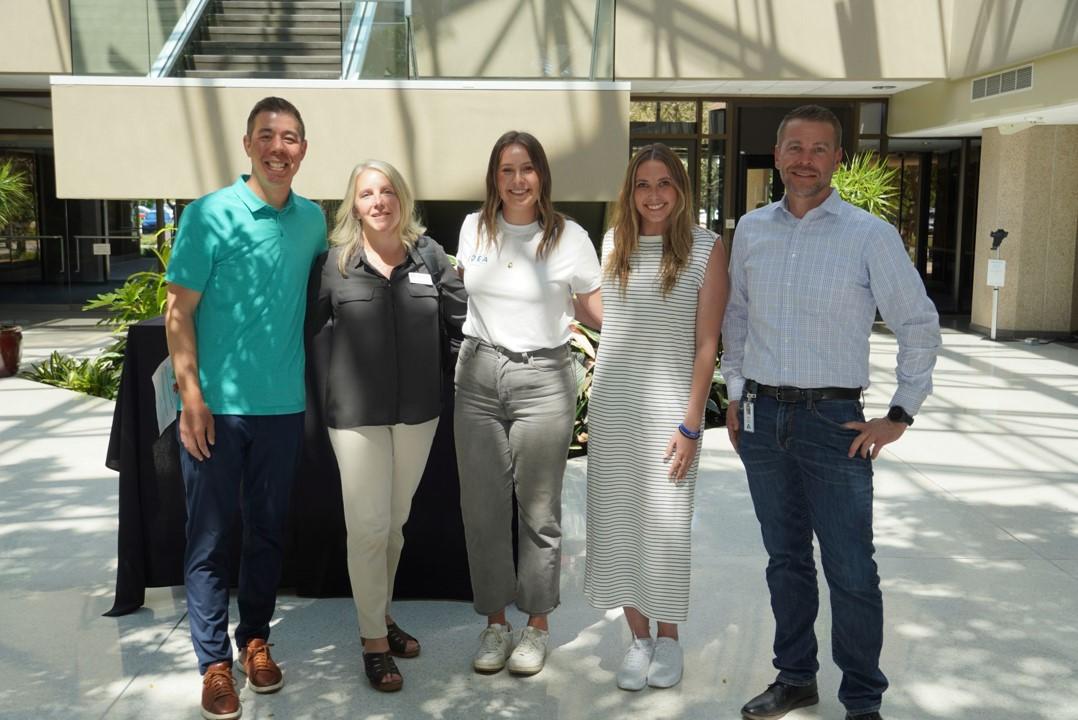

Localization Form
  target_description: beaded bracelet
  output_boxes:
[678,423,702,440]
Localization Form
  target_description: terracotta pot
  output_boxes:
[0,325,23,378]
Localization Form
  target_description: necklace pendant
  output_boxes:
[507,261,513,269]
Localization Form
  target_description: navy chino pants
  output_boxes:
[177,412,304,674]
[738,393,889,715]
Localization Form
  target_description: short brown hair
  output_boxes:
[246,96,305,140]
[776,104,841,148]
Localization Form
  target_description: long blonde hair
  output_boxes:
[331,160,425,276]
[606,143,695,297]
[477,131,565,260]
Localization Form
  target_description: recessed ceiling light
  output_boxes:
[872,85,897,90]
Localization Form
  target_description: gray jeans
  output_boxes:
[454,337,576,616]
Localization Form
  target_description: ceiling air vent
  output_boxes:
[971,64,1034,101]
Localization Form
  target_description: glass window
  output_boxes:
[658,101,697,134]
[859,102,884,135]
[700,141,725,232]
[895,154,920,264]
[703,102,726,136]
[631,100,698,136]
[630,101,658,123]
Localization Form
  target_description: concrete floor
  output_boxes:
[1,312,1076,720]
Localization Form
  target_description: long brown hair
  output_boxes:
[477,130,565,260]
[606,143,695,297]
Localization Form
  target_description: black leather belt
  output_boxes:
[747,380,862,403]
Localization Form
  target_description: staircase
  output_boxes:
[179,0,343,79]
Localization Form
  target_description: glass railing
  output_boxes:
[69,0,184,75]
[410,0,614,80]
[342,1,410,79]
[68,0,616,81]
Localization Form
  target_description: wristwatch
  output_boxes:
[887,405,914,426]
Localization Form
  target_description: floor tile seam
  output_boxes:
[879,447,1074,569]
[0,553,116,559]
[96,610,190,720]
[875,553,1043,559]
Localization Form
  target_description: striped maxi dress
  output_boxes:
[583,225,716,623]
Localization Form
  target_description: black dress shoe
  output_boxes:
[846,713,882,720]
[741,680,819,719]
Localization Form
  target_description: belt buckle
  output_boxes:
[775,386,801,403]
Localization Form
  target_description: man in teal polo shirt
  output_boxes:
[164,96,326,720]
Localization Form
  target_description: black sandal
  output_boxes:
[363,651,403,692]
[386,622,421,658]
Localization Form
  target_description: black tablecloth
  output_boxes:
[104,317,472,616]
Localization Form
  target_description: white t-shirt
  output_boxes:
[457,212,601,352]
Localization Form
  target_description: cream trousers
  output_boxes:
[327,418,439,639]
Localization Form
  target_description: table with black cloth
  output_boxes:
[104,316,472,616]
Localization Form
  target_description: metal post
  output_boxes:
[991,287,999,341]
[990,245,1000,341]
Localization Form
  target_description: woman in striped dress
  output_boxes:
[584,143,728,690]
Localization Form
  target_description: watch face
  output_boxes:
[888,406,912,425]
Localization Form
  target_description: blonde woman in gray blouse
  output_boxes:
[307,160,465,693]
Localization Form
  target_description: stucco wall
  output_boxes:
[0,0,71,74]
[50,79,629,202]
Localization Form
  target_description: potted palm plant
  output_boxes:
[831,151,899,221]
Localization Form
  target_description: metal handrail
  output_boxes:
[73,233,139,276]
[590,0,614,80]
[0,234,65,274]
[149,0,212,77]
[406,0,417,78]
[0,235,57,267]
[342,1,378,79]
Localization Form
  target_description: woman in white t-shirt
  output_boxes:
[454,130,602,677]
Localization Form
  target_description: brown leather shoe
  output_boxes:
[237,638,284,693]
[201,661,240,720]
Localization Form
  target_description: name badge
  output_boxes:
[409,272,433,286]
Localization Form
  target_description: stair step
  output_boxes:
[185,69,342,79]
[205,27,342,41]
[194,40,342,54]
[211,13,341,27]
[192,54,341,71]
[218,0,342,10]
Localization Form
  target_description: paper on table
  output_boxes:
[151,356,179,436]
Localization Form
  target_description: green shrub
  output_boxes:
[831,151,899,222]
[21,241,170,399]
[23,350,122,400]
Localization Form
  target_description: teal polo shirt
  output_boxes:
[166,176,327,415]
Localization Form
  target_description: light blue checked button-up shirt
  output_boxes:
[721,189,941,414]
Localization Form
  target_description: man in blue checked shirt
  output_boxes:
[722,105,940,720]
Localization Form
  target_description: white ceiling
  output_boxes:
[627,79,931,96]
[887,100,1078,137]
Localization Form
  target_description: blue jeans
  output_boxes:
[738,394,888,715]
[178,412,304,674]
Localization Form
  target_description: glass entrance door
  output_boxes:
[736,154,784,220]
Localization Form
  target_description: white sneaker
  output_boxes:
[507,626,549,676]
[473,623,513,673]
[616,637,654,691]
[647,637,683,688]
